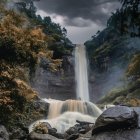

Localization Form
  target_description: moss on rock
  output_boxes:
[98,79,140,107]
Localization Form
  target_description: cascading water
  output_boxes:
[75,44,89,101]
[29,99,102,133]
[29,44,102,134]
[45,99,102,119]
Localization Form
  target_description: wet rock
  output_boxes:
[66,126,79,135]
[76,120,94,125]
[65,121,92,140]
[91,129,140,140]
[28,132,63,140]
[49,132,65,139]
[34,122,49,134]
[48,127,65,139]
[133,107,140,127]
[66,121,92,137]
[48,128,57,134]
[92,106,138,135]
[79,129,87,134]
[77,130,92,140]
[32,101,49,115]
[0,125,9,140]
[67,133,79,140]
[10,127,28,139]
[33,122,65,139]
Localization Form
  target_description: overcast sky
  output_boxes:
[35,0,120,43]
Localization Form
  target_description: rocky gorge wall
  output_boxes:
[30,48,126,103]
[31,37,140,104]
[31,55,76,100]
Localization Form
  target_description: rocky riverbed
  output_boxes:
[1,106,139,140]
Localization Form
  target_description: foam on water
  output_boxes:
[29,99,102,133]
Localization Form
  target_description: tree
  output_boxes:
[0,6,62,71]
[119,0,140,36]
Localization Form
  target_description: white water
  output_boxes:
[75,44,89,101]
[44,99,102,119]
[29,99,102,133]
[30,111,96,134]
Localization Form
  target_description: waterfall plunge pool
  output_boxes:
[29,99,102,133]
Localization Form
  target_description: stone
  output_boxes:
[67,133,79,140]
[76,120,94,125]
[33,122,65,139]
[66,121,92,138]
[77,130,92,140]
[66,126,79,135]
[133,107,140,127]
[0,125,9,140]
[34,123,49,134]
[92,106,138,135]
[28,132,63,140]
[48,128,57,134]
[79,129,87,134]
[91,129,140,140]
[49,132,65,139]
[10,128,28,139]
[31,55,76,100]
[32,101,49,115]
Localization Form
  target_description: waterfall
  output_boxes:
[29,44,102,134]
[75,44,89,101]
[45,99,102,119]
[29,99,102,133]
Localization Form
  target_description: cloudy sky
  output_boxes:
[35,0,120,43]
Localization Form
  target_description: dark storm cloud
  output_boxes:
[36,0,120,27]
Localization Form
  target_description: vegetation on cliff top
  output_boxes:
[0,0,72,137]
[85,0,140,106]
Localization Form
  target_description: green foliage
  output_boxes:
[127,53,140,78]
[0,65,38,125]
[98,79,140,106]
[107,0,140,36]
[0,6,62,71]
[85,0,140,71]
[0,1,69,132]
[15,0,73,59]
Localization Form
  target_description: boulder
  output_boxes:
[33,122,49,134]
[77,130,92,140]
[66,126,79,135]
[92,106,138,135]
[65,121,93,140]
[49,132,65,139]
[67,133,79,140]
[10,127,28,139]
[28,132,63,140]
[48,128,57,134]
[33,122,65,139]
[66,123,92,136]
[91,129,140,140]
[0,125,9,140]
[76,120,94,125]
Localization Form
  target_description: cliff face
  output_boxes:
[89,67,126,102]
[86,0,140,105]
[86,28,140,105]
[31,55,76,100]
